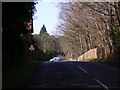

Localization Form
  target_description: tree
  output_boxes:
[40,24,47,35]
[39,25,50,52]
[56,2,120,61]
[33,25,61,60]
[2,2,37,71]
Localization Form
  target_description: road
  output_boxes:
[20,61,119,89]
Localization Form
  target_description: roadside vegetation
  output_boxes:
[3,60,40,88]
[56,2,120,64]
[90,59,120,68]
[33,25,61,60]
[2,2,39,88]
[101,60,120,68]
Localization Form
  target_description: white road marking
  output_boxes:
[94,79,109,90]
[77,65,109,90]
[77,66,88,74]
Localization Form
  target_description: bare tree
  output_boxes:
[56,2,120,60]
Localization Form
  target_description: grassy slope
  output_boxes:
[100,60,120,68]
[90,58,120,68]
[3,60,40,88]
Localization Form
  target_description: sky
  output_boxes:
[33,1,60,35]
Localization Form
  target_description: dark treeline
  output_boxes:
[2,2,37,71]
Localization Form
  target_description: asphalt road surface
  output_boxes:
[20,61,120,89]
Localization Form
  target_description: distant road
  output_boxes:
[21,61,119,89]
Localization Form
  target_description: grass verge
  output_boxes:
[90,59,120,68]
[99,60,120,68]
[2,60,40,88]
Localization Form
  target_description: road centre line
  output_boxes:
[77,65,109,89]
[94,79,109,90]
[77,65,88,74]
